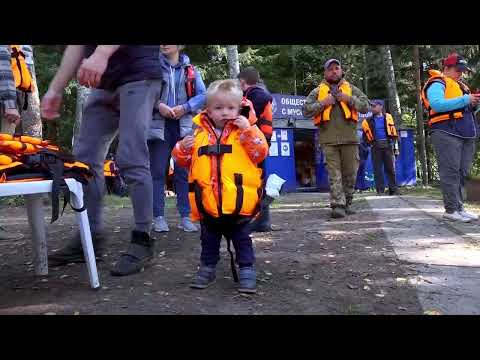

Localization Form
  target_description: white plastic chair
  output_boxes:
[0,178,100,289]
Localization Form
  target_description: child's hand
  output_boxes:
[181,135,195,151]
[233,115,250,130]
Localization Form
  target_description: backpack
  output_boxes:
[104,157,129,197]
[10,45,34,110]
[185,65,196,99]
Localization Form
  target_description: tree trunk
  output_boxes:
[413,45,428,186]
[291,45,297,95]
[362,45,368,97]
[19,45,42,138]
[381,45,402,127]
[73,86,91,148]
[226,45,240,78]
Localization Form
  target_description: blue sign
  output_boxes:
[271,94,307,120]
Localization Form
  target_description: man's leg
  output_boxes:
[431,131,463,214]
[111,80,162,276]
[323,145,346,217]
[49,89,118,265]
[73,90,119,234]
[383,145,398,194]
[371,144,385,194]
[0,113,23,240]
[340,144,359,211]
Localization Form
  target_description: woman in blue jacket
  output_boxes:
[149,45,206,232]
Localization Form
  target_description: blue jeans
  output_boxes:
[200,217,255,268]
[148,121,190,218]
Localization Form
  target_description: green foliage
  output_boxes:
[32,44,480,179]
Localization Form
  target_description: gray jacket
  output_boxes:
[149,53,206,140]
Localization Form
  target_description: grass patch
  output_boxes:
[104,194,177,209]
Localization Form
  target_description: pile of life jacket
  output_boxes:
[104,155,128,197]
[0,134,92,222]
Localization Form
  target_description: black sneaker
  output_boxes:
[48,232,107,267]
[110,230,155,277]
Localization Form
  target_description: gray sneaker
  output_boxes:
[177,217,199,232]
[153,216,169,232]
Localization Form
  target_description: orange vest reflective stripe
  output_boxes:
[188,112,263,221]
[313,80,358,125]
[361,113,398,143]
[421,70,468,126]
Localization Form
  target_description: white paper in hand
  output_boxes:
[265,174,286,198]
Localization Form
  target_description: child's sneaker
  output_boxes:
[190,265,216,289]
[238,266,257,294]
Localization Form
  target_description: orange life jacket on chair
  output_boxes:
[0,133,92,222]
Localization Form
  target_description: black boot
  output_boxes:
[331,207,346,218]
[110,230,155,277]
[345,196,356,215]
[48,232,107,267]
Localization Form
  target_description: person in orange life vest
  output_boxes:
[361,99,400,196]
[172,79,269,294]
[422,53,480,223]
[237,66,276,232]
[303,58,369,218]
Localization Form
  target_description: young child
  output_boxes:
[172,79,269,293]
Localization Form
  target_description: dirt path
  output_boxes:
[0,192,434,315]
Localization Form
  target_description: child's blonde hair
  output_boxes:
[206,79,243,106]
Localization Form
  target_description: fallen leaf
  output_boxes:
[347,284,359,289]
[398,307,407,311]
[424,309,442,315]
